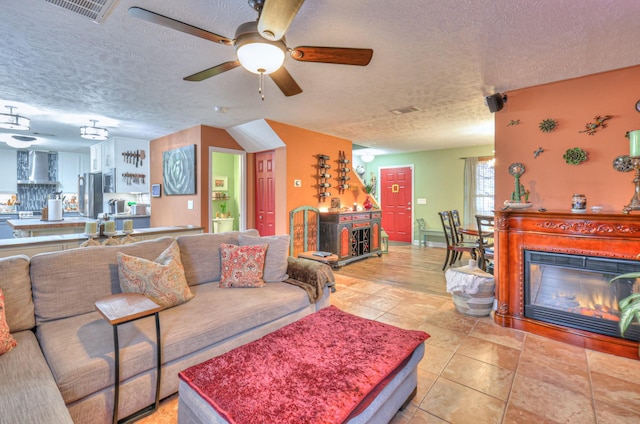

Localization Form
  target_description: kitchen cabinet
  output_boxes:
[101,139,116,170]
[58,152,90,193]
[319,211,382,267]
[90,144,102,172]
[111,215,150,231]
[0,149,18,193]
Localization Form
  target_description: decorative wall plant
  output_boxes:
[563,147,588,164]
[538,118,557,133]
[579,115,612,135]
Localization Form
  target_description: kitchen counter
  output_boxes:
[0,225,203,258]
[7,217,94,237]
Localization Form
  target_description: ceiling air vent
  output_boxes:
[390,106,421,115]
[44,0,119,23]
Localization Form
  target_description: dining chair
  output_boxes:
[438,210,478,270]
[450,209,472,243]
[475,214,495,272]
[416,218,428,246]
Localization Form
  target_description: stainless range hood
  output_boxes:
[17,151,58,185]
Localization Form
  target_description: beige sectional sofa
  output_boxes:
[0,230,334,424]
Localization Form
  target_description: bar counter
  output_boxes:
[0,225,203,258]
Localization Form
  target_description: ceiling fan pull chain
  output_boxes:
[258,68,266,101]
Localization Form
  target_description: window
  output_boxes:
[463,157,495,228]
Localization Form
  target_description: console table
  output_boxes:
[319,211,382,268]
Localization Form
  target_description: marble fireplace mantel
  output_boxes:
[494,209,640,359]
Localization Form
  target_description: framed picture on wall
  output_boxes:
[151,183,161,197]
[162,145,197,195]
[213,176,228,191]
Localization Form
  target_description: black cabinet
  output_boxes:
[319,211,382,267]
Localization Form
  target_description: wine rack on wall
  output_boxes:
[317,154,331,201]
[337,150,351,194]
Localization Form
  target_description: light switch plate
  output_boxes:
[187,200,194,210]
[417,198,427,205]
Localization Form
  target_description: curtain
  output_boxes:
[463,157,479,229]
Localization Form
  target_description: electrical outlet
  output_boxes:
[187,200,194,210]
[294,179,302,187]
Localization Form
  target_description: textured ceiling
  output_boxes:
[1,0,639,155]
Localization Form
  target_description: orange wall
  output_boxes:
[266,120,369,218]
[149,125,243,230]
[495,65,640,212]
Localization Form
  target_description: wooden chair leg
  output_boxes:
[442,249,451,271]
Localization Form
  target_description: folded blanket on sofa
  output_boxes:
[285,257,335,303]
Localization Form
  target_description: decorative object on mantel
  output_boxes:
[622,130,640,214]
[503,162,532,209]
[613,155,634,172]
[538,118,557,133]
[579,115,612,135]
[563,147,587,165]
[533,147,544,158]
[507,119,520,126]
[571,193,587,213]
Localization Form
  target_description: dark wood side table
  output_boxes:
[95,293,162,424]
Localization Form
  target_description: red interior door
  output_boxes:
[255,151,275,236]
[380,167,412,242]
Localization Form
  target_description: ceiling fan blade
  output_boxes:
[184,61,241,82]
[269,67,303,96]
[257,0,305,41]
[290,46,373,66]
[128,7,232,46]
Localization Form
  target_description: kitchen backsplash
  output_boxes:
[17,151,60,211]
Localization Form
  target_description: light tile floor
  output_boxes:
[331,274,640,424]
[141,248,640,424]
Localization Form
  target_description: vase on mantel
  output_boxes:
[363,196,372,211]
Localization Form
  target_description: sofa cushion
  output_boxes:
[0,331,73,423]
[36,281,311,405]
[118,241,193,308]
[0,289,17,355]
[176,229,260,286]
[239,234,290,282]
[219,243,267,288]
[0,255,34,332]
[31,237,175,324]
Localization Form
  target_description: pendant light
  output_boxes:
[80,119,109,141]
[0,106,30,131]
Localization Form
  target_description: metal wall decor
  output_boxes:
[538,118,557,133]
[317,154,331,201]
[337,151,350,194]
[579,115,612,135]
[563,147,587,165]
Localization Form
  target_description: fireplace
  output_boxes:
[524,250,640,341]
[494,210,640,359]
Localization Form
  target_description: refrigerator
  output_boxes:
[78,173,103,218]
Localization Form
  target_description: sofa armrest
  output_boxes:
[285,257,336,303]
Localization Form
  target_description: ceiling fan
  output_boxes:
[128,0,373,99]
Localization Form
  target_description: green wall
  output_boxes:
[362,144,494,244]
[212,152,240,230]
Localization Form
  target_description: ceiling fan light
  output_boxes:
[235,21,286,74]
[0,106,30,131]
[80,119,109,141]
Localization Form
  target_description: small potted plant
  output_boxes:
[219,202,227,215]
[610,273,640,345]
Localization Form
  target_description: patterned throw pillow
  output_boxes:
[118,241,194,308]
[0,289,17,355]
[239,234,290,282]
[219,243,268,288]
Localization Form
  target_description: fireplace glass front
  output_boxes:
[524,250,640,341]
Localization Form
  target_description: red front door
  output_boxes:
[255,151,275,236]
[380,167,412,242]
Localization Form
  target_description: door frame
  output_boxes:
[208,146,247,232]
[378,164,415,242]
